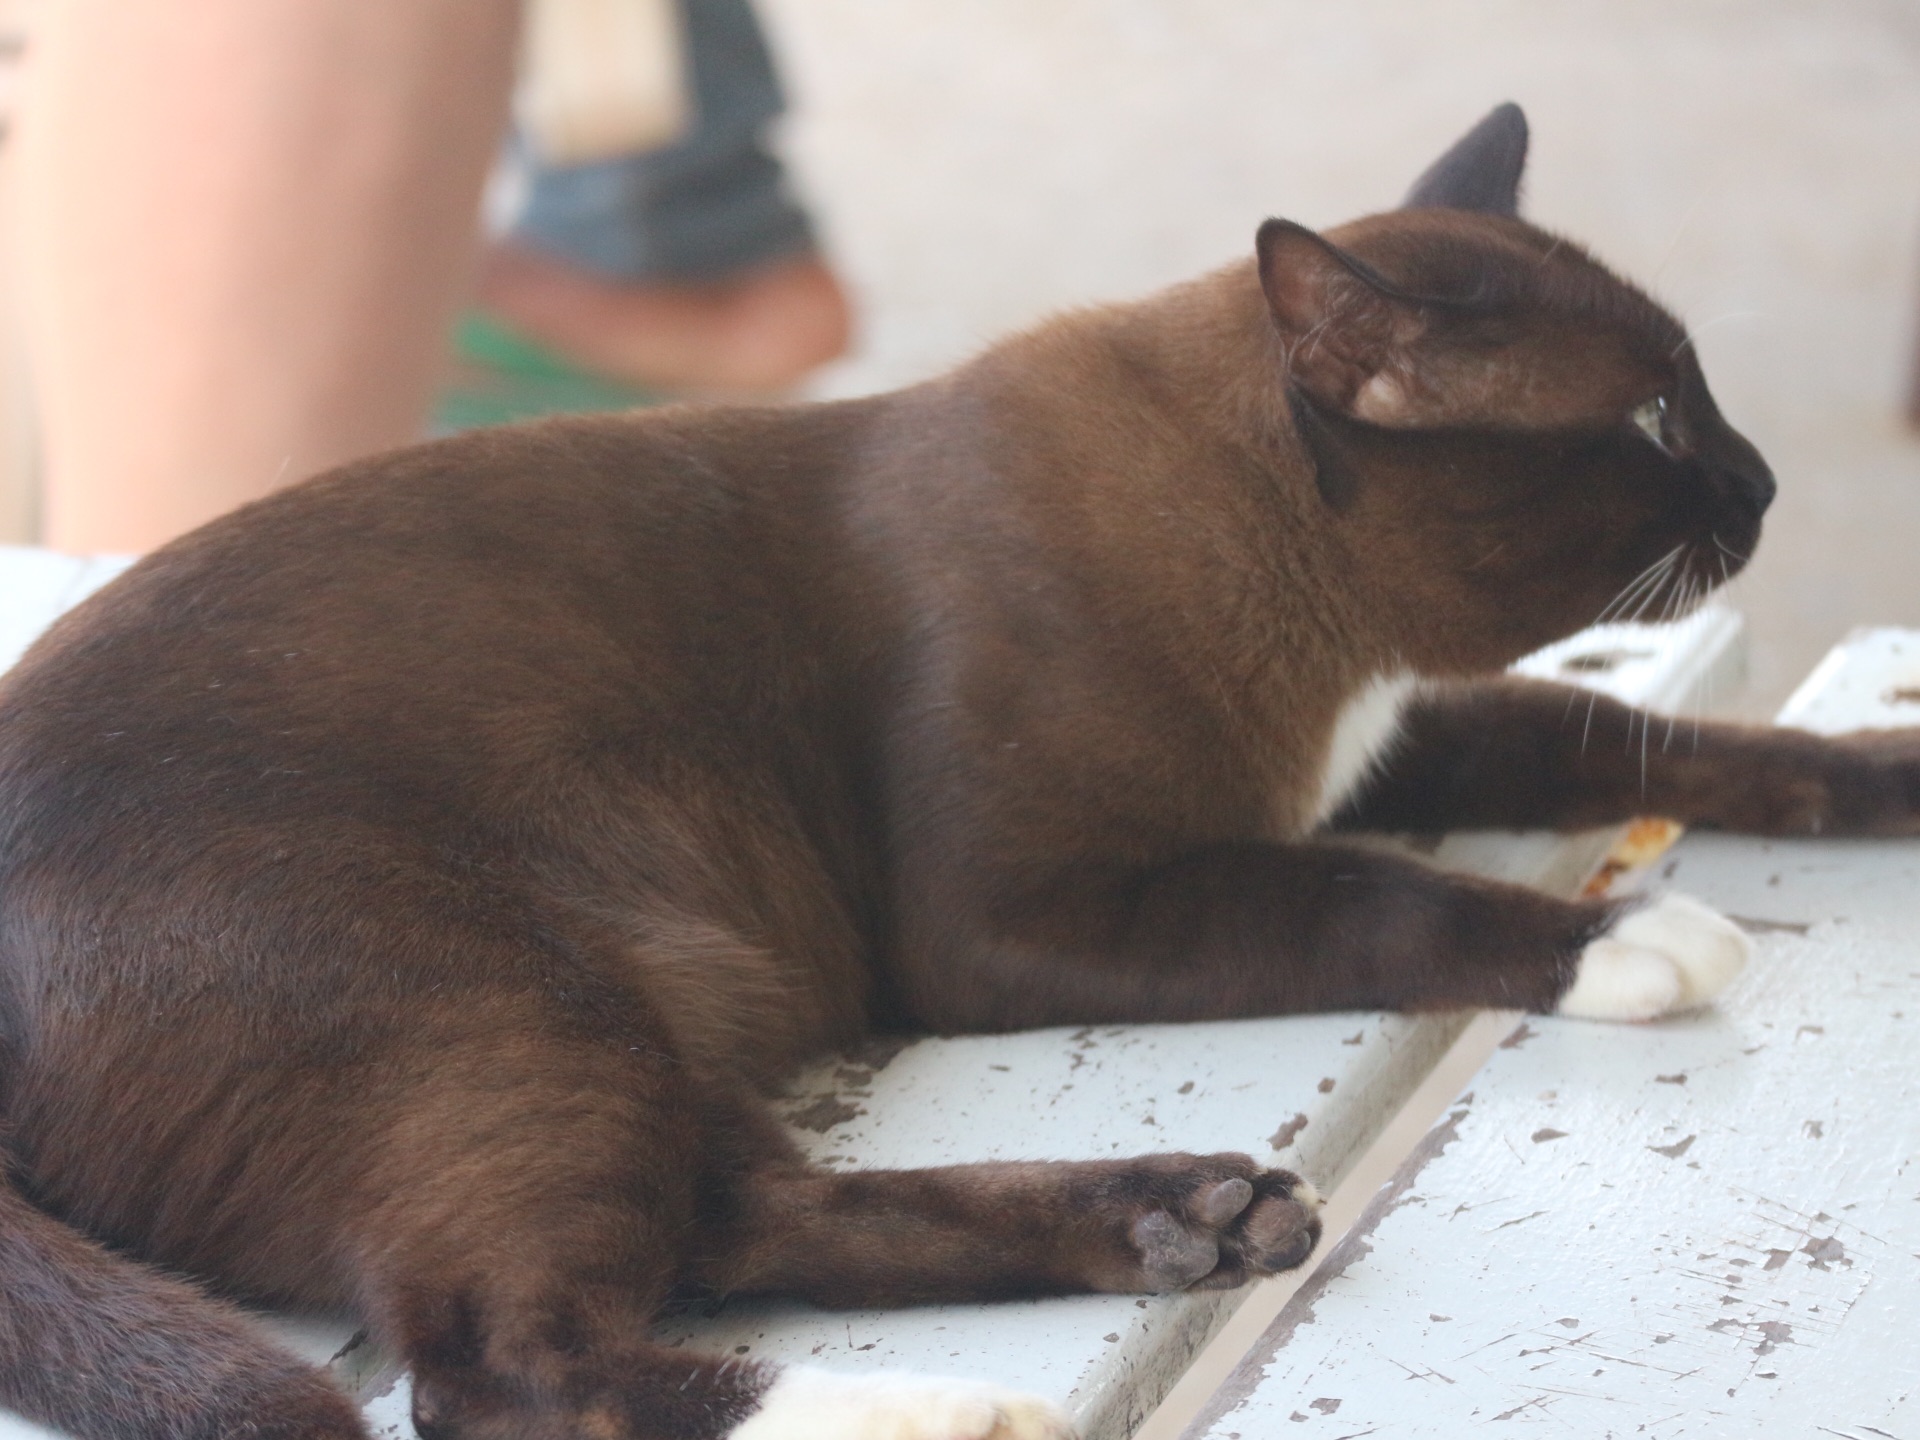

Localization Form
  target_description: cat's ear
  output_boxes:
[1402,102,1528,216]
[1256,219,1422,420]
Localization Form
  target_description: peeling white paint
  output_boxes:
[1190,634,1920,1438]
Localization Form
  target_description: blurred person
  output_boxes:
[479,0,850,398]
[16,0,522,554]
[16,0,849,556]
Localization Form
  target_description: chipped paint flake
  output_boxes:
[1268,1113,1310,1152]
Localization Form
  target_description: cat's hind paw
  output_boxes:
[1124,1162,1323,1291]
[730,1367,1075,1440]
[1557,893,1748,1022]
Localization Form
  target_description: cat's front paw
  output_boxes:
[1557,893,1748,1022]
[730,1367,1075,1440]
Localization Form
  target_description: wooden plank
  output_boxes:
[1774,625,1920,736]
[0,543,1746,1440]
[1187,630,1920,1438]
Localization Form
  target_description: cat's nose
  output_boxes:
[1729,457,1775,517]
[1718,430,1775,517]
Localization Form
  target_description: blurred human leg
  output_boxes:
[16,0,521,553]
[478,0,851,394]
[473,245,850,395]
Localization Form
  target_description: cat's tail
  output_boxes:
[0,1170,366,1440]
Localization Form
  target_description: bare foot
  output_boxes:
[474,242,853,395]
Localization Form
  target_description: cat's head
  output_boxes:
[1256,104,1773,674]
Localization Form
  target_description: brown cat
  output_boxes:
[2,104,1917,1440]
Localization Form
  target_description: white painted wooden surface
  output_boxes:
[1187,628,1920,1439]
[0,547,1743,1440]
[0,545,132,673]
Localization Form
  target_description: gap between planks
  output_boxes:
[1131,1007,1520,1440]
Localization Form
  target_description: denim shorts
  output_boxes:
[509,0,817,282]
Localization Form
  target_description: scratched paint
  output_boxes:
[1189,634,1920,1439]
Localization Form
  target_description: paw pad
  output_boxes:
[1131,1209,1224,1290]
[1125,1165,1321,1292]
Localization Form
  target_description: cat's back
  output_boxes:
[0,401,909,1017]
[19,400,885,690]
[2,399,892,776]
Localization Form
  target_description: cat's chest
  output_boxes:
[1303,671,1420,829]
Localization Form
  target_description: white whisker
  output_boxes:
[1650,195,1708,287]
[1623,556,1676,626]
[1639,683,1650,798]
[1595,547,1679,624]
[1670,310,1770,360]
[1592,546,1682,629]
[1662,571,1697,753]
[1711,532,1751,565]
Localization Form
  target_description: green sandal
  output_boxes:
[433,313,659,432]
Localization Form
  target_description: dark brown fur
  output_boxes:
[2,109,1916,1440]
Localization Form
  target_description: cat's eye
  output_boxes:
[1630,396,1670,453]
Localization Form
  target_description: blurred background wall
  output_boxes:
[761,0,1920,713]
[0,0,35,545]
[0,0,1914,713]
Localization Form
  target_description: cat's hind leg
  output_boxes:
[351,1023,755,1440]
[350,1009,1079,1440]
[690,1151,1323,1310]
